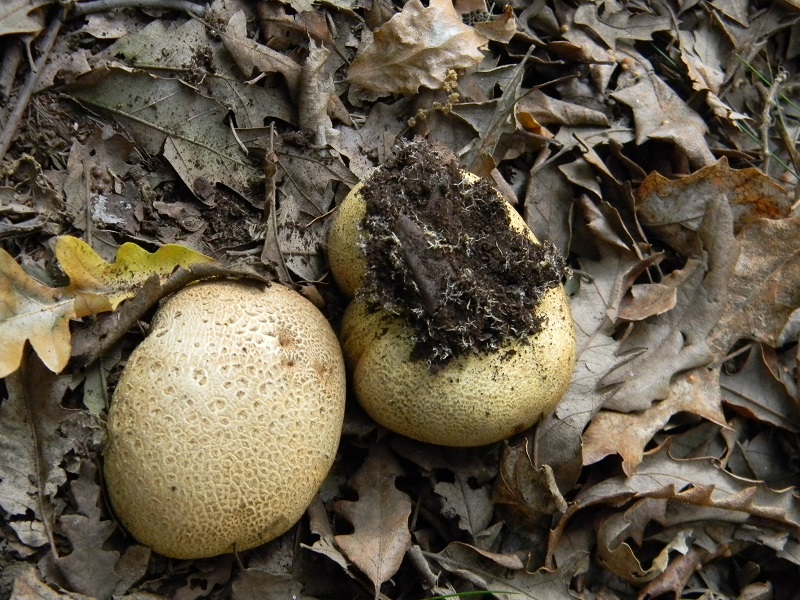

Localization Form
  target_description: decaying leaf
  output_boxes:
[550,443,800,581]
[391,439,496,540]
[9,565,91,600]
[301,495,350,571]
[221,10,301,95]
[637,158,790,257]
[62,128,139,237]
[427,543,589,600]
[612,69,715,169]
[39,461,150,599]
[533,199,647,490]
[571,3,671,50]
[708,217,800,354]
[66,65,263,207]
[110,18,294,128]
[0,236,213,377]
[583,367,728,475]
[334,444,412,595]
[0,375,51,550]
[470,5,516,44]
[516,89,610,129]
[347,0,487,99]
[720,344,800,431]
[495,440,567,528]
[0,0,47,36]
[599,196,736,412]
[618,281,678,321]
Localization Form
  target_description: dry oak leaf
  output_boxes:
[720,344,800,431]
[347,0,487,99]
[39,461,150,599]
[636,158,790,258]
[0,237,213,377]
[708,217,800,355]
[549,443,800,569]
[67,65,263,207]
[334,443,412,596]
[582,367,728,475]
[0,0,47,36]
[599,196,736,413]
[533,198,645,491]
[612,71,715,169]
[221,10,301,92]
[572,3,672,50]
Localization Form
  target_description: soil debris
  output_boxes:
[358,139,566,367]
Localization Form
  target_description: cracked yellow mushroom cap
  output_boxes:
[329,171,577,447]
[104,280,346,559]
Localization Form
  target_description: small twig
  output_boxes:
[0,39,24,100]
[0,6,63,162]
[760,69,787,173]
[70,0,206,17]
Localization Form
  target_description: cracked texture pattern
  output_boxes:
[104,281,345,559]
[341,286,575,446]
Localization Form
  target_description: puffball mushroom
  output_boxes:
[327,141,577,447]
[104,280,345,559]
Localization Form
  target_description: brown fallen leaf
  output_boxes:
[334,443,412,597]
[301,495,350,572]
[426,543,589,600]
[0,373,56,552]
[720,344,800,431]
[571,2,671,50]
[618,282,677,321]
[390,439,497,540]
[221,10,301,93]
[67,65,263,207]
[0,0,48,37]
[298,41,338,146]
[516,89,610,128]
[232,571,313,600]
[10,564,93,600]
[549,443,800,572]
[39,461,150,599]
[495,440,567,529]
[347,0,487,100]
[636,158,790,257]
[582,367,728,475]
[708,217,800,355]
[469,5,517,44]
[612,67,715,169]
[599,196,736,412]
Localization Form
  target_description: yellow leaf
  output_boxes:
[56,236,214,309]
[0,237,215,377]
[0,250,109,377]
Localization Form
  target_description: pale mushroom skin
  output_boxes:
[330,173,577,447]
[104,281,346,559]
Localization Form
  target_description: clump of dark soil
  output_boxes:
[358,138,566,368]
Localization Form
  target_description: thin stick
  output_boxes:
[759,69,786,174]
[0,7,63,162]
[70,0,206,17]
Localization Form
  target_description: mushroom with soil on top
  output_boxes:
[327,139,577,447]
[103,280,346,559]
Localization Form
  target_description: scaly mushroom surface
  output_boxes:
[104,280,345,559]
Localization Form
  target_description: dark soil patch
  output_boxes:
[358,139,566,368]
